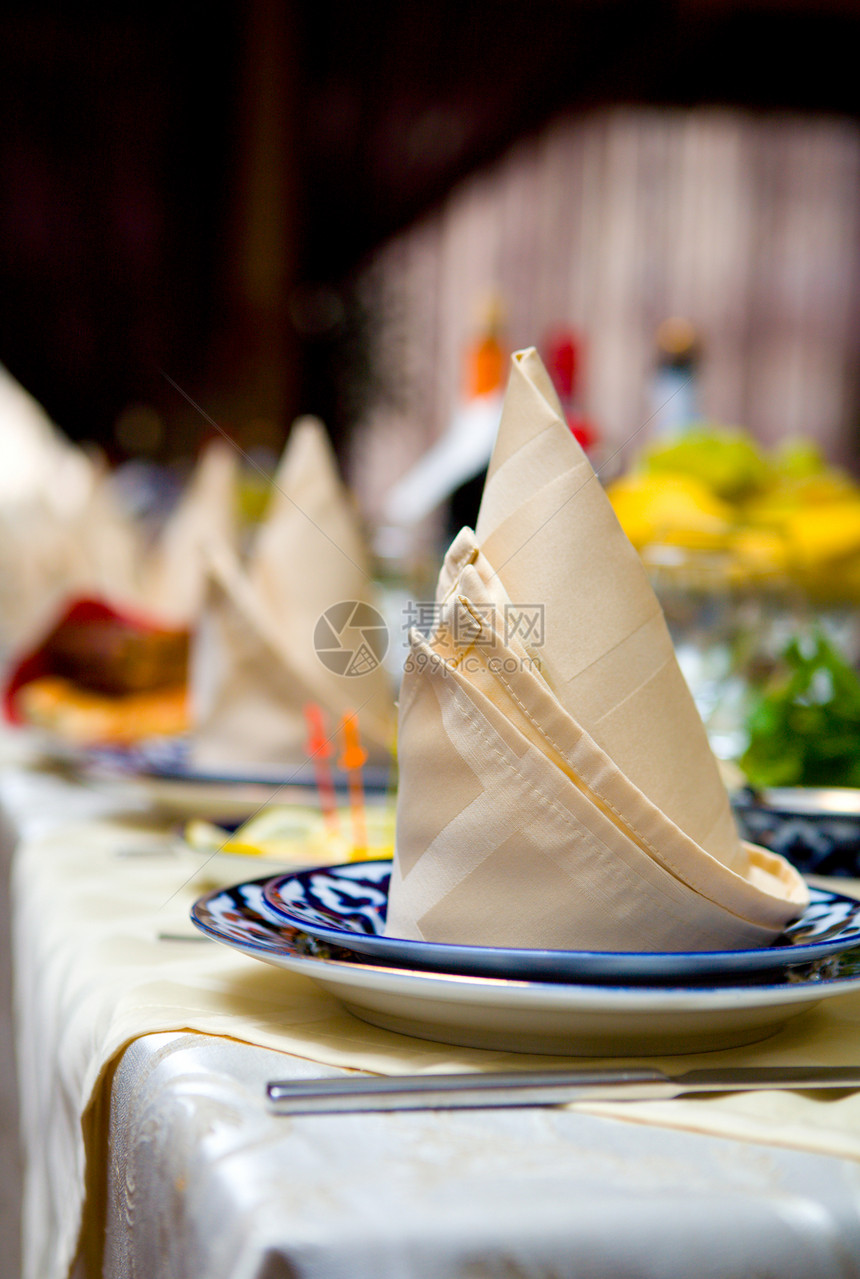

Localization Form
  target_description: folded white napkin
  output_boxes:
[0,460,153,661]
[139,439,240,624]
[0,361,92,510]
[386,348,807,952]
[0,366,98,651]
[67,462,147,609]
[1,432,241,667]
[189,416,396,770]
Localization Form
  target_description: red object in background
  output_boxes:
[567,412,597,452]
[544,329,579,402]
[543,328,599,453]
[2,596,187,723]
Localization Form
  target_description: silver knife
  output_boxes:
[266,1065,860,1115]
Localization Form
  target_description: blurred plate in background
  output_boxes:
[732,787,860,877]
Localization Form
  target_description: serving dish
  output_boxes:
[191,878,860,1056]
[261,860,860,983]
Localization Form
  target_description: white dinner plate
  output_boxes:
[77,742,394,820]
[191,878,860,1056]
[82,769,317,821]
[261,860,860,983]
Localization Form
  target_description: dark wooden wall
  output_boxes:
[2,0,860,460]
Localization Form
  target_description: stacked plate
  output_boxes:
[191,860,860,1057]
[77,737,393,821]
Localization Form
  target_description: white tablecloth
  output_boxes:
[5,734,860,1279]
[103,1030,860,1279]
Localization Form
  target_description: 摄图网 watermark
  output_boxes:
[314,600,546,678]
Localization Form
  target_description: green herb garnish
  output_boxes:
[739,631,860,788]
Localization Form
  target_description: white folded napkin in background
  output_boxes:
[0,365,98,652]
[386,348,807,952]
[66,462,147,612]
[0,362,93,511]
[0,366,241,654]
[189,416,396,770]
[139,438,240,624]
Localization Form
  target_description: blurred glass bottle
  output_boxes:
[465,296,507,398]
[445,296,508,539]
[651,317,701,437]
[375,295,507,682]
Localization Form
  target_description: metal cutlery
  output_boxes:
[266,1064,860,1115]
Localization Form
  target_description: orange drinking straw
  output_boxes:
[303,704,340,835]
[338,710,368,860]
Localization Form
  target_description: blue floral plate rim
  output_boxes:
[259,860,860,983]
[189,878,860,1053]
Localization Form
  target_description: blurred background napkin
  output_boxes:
[0,363,97,654]
[138,438,240,625]
[1,426,241,747]
[188,415,396,771]
[386,348,807,952]
[1,433,239,655]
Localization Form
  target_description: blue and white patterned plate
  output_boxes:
[191,877,860,1055]
[732,787,860,877]
[261,860,860,984]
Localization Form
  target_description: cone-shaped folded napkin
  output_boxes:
[140,439,240,624]
[0,361,93,510]
[189,416,396,771]
[68,463,146,609]
[3,436,241,661]
[0,364,98,651]
[386,348,807,952]
[0,459,149,660]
